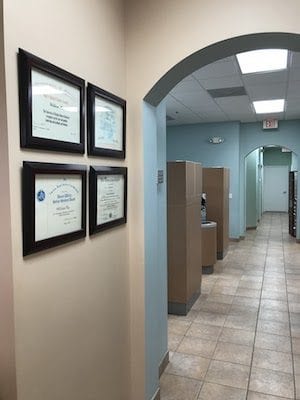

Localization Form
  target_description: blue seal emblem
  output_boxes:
[37,190,46,202]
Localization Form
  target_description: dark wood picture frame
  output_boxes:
[22,161,87,256]
[18,49,85,153]
[87,83,126,158]
[89,166,127,235]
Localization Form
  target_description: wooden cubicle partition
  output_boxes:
[203,167,229,259]
[167,161,202,315]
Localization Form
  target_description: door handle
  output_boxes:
[283,191,287,194]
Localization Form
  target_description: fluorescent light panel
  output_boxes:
[236,49,288,74]
[253,99,285,114]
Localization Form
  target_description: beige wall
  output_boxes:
[3,1,300,400]
[3,1,130,399]
[0,0,17,398]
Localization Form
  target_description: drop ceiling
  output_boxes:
[166,51,300,126]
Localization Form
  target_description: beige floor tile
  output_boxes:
[177,336,217,358]
[169,309,199,322]
[249,367,294,399]
[165,215,300,399]
[211,286,238,295]
[288,293,300,303]
[293,337,300,354]
[219,327,255,346]
[168,319,192,336]
[194,311,226,327]
[160,373,202,400]
[259,300,288,312]
[231,296,260,309]
[230,304,258,316]
[252,348,293,374]
[261,290,287,301]
[198,382,246,400]
[247,392,290,400]
[213,341,253,366]
[166,352,210,380]
[258,308,289,323]
[199,301,231,315]
[240,276,263,283]
[205,360,250,389]
[224,314,257,331]
[289,302,300,313]
[290,312,300,325]
[296,374,300,400]
[294,354,300,375]
[238,281,262,290]
[256,319,290,337]
[186,322,222,341]
[291,323,300,338]
[254,331,291,353]
[168,333,183,352]
[206,294,234,305]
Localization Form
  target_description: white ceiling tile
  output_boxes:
[167,51,300,126]
[286,81,300,100]
[246,83,286,100]
[214,95,251,110]
[193,59,239,80]
[285,99,300,113]
[172,91,217,109]
[200,75,243,90]
[285,111,300,120]
[215,56,235,63]
[239,115,258,123]
[289,67,300,81]
[290,52,300,69]
[171,77,202,94]
[242,70,288,86]
[255,112,284,121]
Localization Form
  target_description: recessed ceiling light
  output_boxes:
[236,49,288,74]
[253,99,285,114]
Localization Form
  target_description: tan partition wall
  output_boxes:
[203,167,229,259]
[167,161,202,315]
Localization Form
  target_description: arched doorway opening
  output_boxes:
[244,145,298,232]
[143,32,300,400]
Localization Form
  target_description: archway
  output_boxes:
[143,32,300,400]
[244,145,298,232]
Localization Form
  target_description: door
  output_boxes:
[263,166,289,212]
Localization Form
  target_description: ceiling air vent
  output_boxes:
[166,115,175,121]
[207,86,247,98]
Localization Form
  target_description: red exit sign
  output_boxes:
[263,119,278,129]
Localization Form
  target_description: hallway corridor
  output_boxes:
[161,213,300,400]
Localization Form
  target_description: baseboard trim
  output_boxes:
[202,265,214,274]
[159,351,169,377]
[246,226,257,230]
[229,238,240,242]
[240,236,245,240]
[168,290,200,315]
[150,387,160,400]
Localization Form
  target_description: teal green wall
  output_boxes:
[245,149,259,228]
[144,101,168,400]
[167,122,240,239]
[167,120,300,239]
[263,147,292,166]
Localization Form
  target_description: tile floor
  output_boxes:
[161,213,300,400]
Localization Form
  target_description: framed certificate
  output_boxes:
[89,166,127,234]
[18,49,85,153]
[87,83,126,158]
[22,161,87,256]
